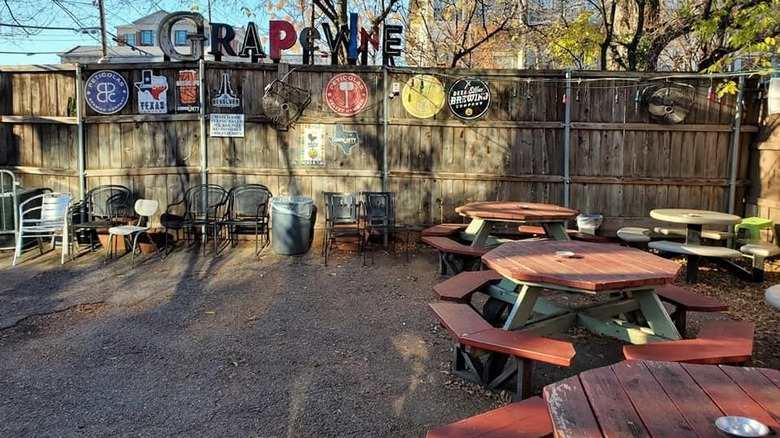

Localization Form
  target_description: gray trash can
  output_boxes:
[576,213,604,235]
[271,196,316,255]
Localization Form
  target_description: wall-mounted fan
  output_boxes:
[262,79,312,131]
[641,83,695,124]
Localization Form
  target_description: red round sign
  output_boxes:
[325,73,368,116]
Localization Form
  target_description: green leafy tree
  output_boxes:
[531,0,780,72]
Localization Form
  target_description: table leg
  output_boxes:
[686,224,702,245]
[464,218,492,247]
[503,284,543,330]
[542,222,571,241]
[633,289,681,341]
[685,254,700,283]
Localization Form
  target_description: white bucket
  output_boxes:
[576,214,603,235]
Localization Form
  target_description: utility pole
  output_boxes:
[98,0,108,57]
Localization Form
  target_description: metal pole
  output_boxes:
[97,0,108,57]
[199,59,208,186]
[76,65,86,206]
[727,75,745,215]
[563,69,572,208]
[382,66,389,192]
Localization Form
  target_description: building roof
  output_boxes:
[133,10,170,25]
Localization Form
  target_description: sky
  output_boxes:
[0,1,255,65]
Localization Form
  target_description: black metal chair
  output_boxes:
[72,185,133,251]
[160,184,229,255]
[322,192,365,266]
[362,191,409,263]
[220,184,272,256]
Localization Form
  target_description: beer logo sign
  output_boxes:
[402,74,445,119]
[85,70,129,115]
[447,78,491,120]
[175,69,200,112]
[134,70,169,114]
[212,73,240,108]
[325,73,368,116]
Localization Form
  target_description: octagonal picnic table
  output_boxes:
[455,201,579,247]
[544,360,780,437]
[481,240,683,344]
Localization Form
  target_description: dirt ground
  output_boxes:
[0,238,778,437]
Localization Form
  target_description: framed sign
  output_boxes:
[447,78,491,120]
[85,70,129,115]
[210,114,245,137]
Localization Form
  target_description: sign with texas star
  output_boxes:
[135,70,169,114]
[330,125,359,155]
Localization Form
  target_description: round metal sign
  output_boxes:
[84,70,129,115]
[402,74,445,119]
[447,78,491,120]
[325,73,369,116]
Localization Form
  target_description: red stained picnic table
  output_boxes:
[481,240,682,343]
[455,201,579,247]
[544,360,780,437]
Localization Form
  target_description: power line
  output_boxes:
[0,50,63,55]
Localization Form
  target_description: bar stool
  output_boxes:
[734,217,774,243]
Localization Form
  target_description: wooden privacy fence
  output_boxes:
[0,63,761,235]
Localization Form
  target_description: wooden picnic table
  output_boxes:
[544,360,780,437]
[649,208,743,283]
[455,201,579,247]
[481,240,682,344]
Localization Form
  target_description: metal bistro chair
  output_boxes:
[105,199,162,268]
[13,192,73,266]
[72,185,133,251]
[221,184,273,256]
[322,192,365,266]
[161,184,229,256]
[362,191,410,263]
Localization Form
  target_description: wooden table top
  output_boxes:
[455,201,579,222]
[650,208,741,226]
[482,240,680,291]
[544,360,780,438]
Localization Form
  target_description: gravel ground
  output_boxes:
[0,239,777,437]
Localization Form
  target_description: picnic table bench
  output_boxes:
[432,270,504,302]
[421,235,492,276]
[421,223,468,237]
[622,319,755,364]
[429,301,575,399]
[426,396,552,438]
[516,225,612,243]
[655,284,729,336]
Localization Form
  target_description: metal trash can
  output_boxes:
[271,196,316,255]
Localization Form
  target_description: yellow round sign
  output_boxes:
[402,74,445,118]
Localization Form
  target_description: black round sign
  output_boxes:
[447,79,491,120]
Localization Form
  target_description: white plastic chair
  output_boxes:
[13,192,73,266]
[105,199,161,268]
